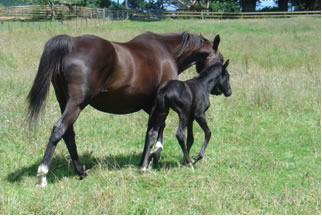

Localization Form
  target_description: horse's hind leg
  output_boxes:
[63,127,86,178]
[36,100,84,187]
[54,82,86,178]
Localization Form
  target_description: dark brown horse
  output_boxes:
[27,31,224,187]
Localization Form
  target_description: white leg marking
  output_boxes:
[36,175,47,188]
[36,164,48,188]
[37,164,49,176]
[140,167,147,172]
[153,141,163,153]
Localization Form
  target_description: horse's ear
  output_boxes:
[213,35,220,51]
[224,59,229,68]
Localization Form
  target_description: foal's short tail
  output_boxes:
[27,34,72,126]
[155,86,168,113]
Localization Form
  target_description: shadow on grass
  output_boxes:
[6,151,179,184]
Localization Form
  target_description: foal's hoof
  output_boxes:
[78,166,89,180]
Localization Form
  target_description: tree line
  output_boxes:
[1,0,320,12]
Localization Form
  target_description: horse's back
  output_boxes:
[56,33,179,114]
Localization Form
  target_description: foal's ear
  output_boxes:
[223,59,230,68]
[213,35,220,51]
[200,33,207,40]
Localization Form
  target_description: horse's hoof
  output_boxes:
[36,175,47,188]
[36,182,47,188]
[79,172,88,180]
[139,167,148,173]
[189,163,195,171]
[149,152,160,166]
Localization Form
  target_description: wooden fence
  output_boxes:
[0,5,107,21]
[163,10,321,19]
[0,5,320,21]
[0,5,163,21]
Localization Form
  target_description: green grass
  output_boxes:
[0,17,320,214]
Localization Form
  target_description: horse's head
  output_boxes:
[211,60,232,97]
[196,34,224,74]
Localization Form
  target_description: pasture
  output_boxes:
[0,17,320,214]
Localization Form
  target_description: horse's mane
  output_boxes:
[141,31,206,58]
[175,32,206,58]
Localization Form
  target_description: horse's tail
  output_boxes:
[27,34,72,125]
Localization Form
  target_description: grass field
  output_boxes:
[0,17,320,214]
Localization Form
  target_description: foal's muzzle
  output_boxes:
[224,88,232,97]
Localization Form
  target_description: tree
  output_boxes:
[24,0,83,20]
[209,0,240,12]
[277,0,288,10]
[290,0,320,10]
[239,0,257,11]
[126,0,165,9]
[170,0,210,9]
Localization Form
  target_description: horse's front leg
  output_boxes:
[140,106,168,171]
[140,126,159,171]
[149,122,165,165]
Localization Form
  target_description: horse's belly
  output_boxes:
[89,92,152,114]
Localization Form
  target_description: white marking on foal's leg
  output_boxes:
[36,164,48,188]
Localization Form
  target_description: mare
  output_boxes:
[141,60,232,169]
[27,32,224,187]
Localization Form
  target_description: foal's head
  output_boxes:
[211,60,232,97]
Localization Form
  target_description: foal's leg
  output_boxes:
[193,113,211,165]
[186,119,194,154]
[176,115,193,169]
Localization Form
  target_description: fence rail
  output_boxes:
[0,5,320,21]
[163,10,321,19]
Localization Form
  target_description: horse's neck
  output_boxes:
[157,33,202,73]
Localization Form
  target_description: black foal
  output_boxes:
[142,60,232,169]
